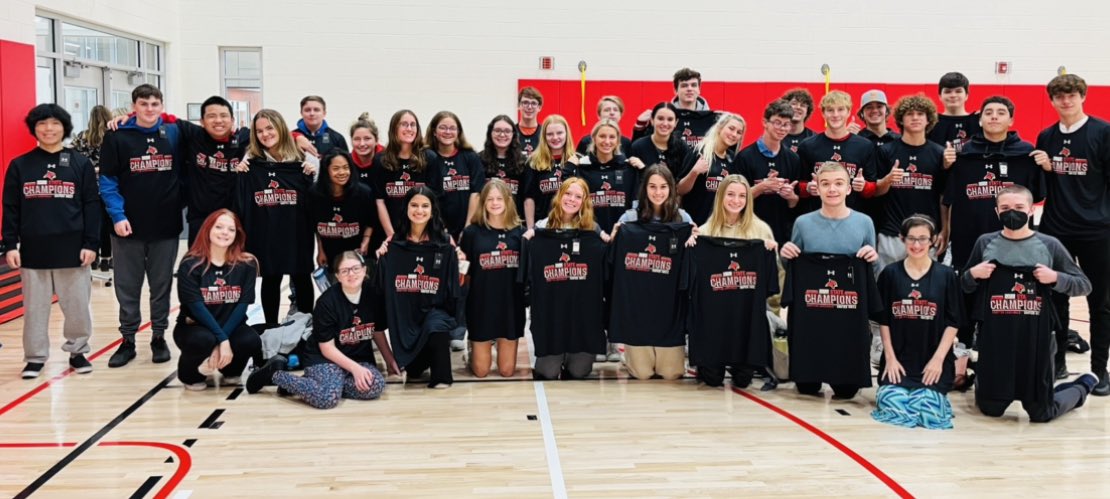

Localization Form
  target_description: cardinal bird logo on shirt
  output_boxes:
[268,180,280,189]
[600,181,612,191]
[1012,282,1027,294]
[645,243,657,254]
[830,152,843,162]
[1060,146,1072,157]
[497,170,507,178]
[400,172,411,181]
[727,261,741,271]
[825,279,839,290]
[414,264,425,275]
[447,168,458,176]
[983,172,996,181]
[43,171,57,180]
[957,130,968,140]
[213,278,226,286]
[214,151,225,159]
[909,289,922,299]
[495,242,508,251]
[351,315,362,325]
[907,163,918,173]
[559,253,571,263]
[332,214,344,223]
[146,145,158,155]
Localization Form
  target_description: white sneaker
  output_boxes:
[222,376,241,385]
[607,343,622,363]
[184,382,207,391]
[450,339,466,352]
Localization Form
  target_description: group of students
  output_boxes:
[3,68,1107,426]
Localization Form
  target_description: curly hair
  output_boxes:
[892,94,939,133]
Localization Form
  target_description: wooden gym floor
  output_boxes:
[0,251,1107,497]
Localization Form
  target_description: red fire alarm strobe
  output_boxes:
[996,61,1010,74]
[540,56,554,70]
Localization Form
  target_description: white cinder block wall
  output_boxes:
[5,0,1110,143]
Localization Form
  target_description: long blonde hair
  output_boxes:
[247,109,304,162]
[545,177,595,231]
[695,112,745,161]
[701,174,771,239]
[85,105,112,148]
[469,179,523,229]
[529,114,575,172]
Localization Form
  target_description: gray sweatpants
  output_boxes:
[111,236,178,340]
[21,266,93,363]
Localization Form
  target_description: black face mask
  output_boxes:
[998,209,1029,231]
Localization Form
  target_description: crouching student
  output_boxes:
[248,251,400,407]
[174,210,261,390]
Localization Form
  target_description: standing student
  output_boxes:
[736,99,802,247]
[292,95,348,157]
[516,87,544,155]
[425,111,484,240]
[3,104,100,379]
[176,96,251,244]
[927,72,981,154]
[349,113,386,254]
[872,215,961,429]
[479,115,532,218]
[248,251,399,408]
[372,110,431,238]
[628,102,690,178]
[611,165,695,380]
[962,186,1097,422]
[173,210,261,390]
[854,90,901,147]
[310,151,375,272]
[781,163,881,399]
[71,104,114,271]
[460,180,526,377]
[874,94,947,271]
[1032,74,1110,394]
[633,68,717,148]
[677,113,745,225]
[782,88,817,153]
[577,96,633,155]
[99,84,181,368]
[795,90,880,216]
[573,119,638,240]
[525,114,578,228]
[375,186,462,389]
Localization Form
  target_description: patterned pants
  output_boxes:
[872,384,954,430]
[274,362,385,410]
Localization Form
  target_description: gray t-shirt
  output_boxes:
[616,208,693,224]
[790,209,876,255]
[960,231,1091,297]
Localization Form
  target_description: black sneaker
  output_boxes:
[108,340,136,368]
[1093,370,1110,397]
[1067,329,1091,354]
[151,336,171,364]
[69,354,93,374]
[97,258,109,272]
[21,362,44,379]
[246,355,287,394]
[1055,362,1069,380]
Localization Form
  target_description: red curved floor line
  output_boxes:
[0,306,181,418]
[730,386,915,499]
[0,440,191,498]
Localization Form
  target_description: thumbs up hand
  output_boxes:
[851,167,866,192]
[884,159,905,185]
[943,141,957,169]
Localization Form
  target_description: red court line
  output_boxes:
[0,440,191,498]
[730,386,914,499]
[0,306,181,418]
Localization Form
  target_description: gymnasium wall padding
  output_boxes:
[0,39,39,323]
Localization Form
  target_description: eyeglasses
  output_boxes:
[904,236,932,245]
[399,121,419,129]
[336,266,364,276]
[437,126,458,133]
[492,128,514,136]
[766,120,792,130]
[519,100,540,108]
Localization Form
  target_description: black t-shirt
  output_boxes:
[576,135,633,157]
[304,281,387,368]
[482,153,533,217]
[607,222,693,347]
[928,114,981,153]
[875,261,961,392]
[99,125,183,240]
[176,256,257,325]
[352,153,386,253]
[942,136,1044,268]
[234,161,315,275]
[687,237,778,370]
[520,229,607,356]
[1,148,100,268]
[679,150,736,225]
[516,125,540,157]
[178,120,249,221]
[628,136,690,179]
[783,253,882,388]
[785,127,816,154]
[858,128,901,148]
[876,140,946,236]
[796,133,879,214]
[309,183,375,268]
[427,149,485,238]
[675,109,720,149]
[971,264,1055,404]
[568,155,636,234]
[1035,118,1110,241]
[461,224,526,341]
[735,142,802,244]
[375,240,459,367]
[371,152,432,229]
[526,161,569,223]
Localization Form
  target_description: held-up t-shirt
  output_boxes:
[607,222,693,347]
[234,161,315,275]
[520,229,607,356]
[375,239,459,367]
[461,224,526,342]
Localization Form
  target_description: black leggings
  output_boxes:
[1051,236,1110,372]
[261,273,313,324]
[173,323,261,385]
[404,332,453,387]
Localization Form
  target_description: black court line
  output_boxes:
[128,475,162,499]
[164,457,173,464]
[226,388,243,400]
[198,409,225,429]
[15,371,176,499]
[835,409,851,416]
[182,438,197,448]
